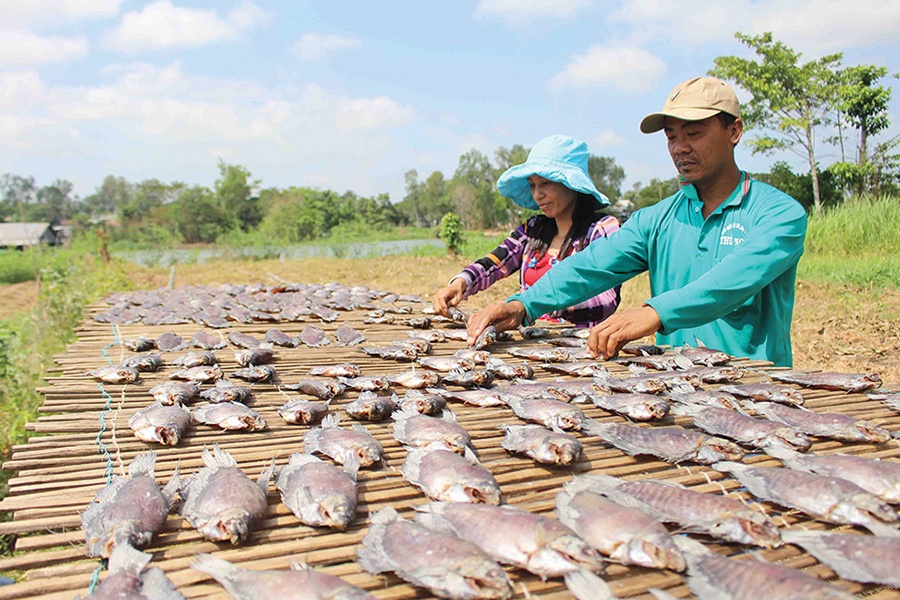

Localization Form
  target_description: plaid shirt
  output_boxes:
[454,214,621,328]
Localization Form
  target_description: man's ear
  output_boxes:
[730,118,744,146]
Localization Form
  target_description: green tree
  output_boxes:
[438,212,465,255]
[452,149,504,229]
[35,179,75,222]
[82,175,133,219]
[588,155,626,203]
[173,186,230,243]
[711,31,843,213]
[403,169,423,226]
[623,177,680,210]
[421,170,452,226]
[215,161,260,232]
[0,174,36,221]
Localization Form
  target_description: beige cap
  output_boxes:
[640,77,741,134]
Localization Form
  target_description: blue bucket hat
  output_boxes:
[496,134,609,211]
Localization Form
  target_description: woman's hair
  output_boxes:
[524,192,603,259]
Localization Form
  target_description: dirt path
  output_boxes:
[3,256,898,384]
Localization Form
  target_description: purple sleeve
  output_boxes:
[452,222,530,298]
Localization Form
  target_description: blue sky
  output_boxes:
[2,0,899,204]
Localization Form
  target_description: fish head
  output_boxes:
[155,426,180,446]
[711,517,781,547]
[772,429,812,452]
[544,535,605,575]
[546,440,582,465]
[846,494,898,524]
[318,495,355,529]
[241,415,268,432]
[698,438,744,463]
[649,401,671,419]
[854,422,891,443]
[204,509,253,544]
[617,537,686,572]
[355,445,382,467]
[454,555,512,598]
[461,484,501,505]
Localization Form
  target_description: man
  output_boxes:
[466,76,808,367]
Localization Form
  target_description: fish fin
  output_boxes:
[564,569,614,600]
[462,445,479,462]
[128,451,157,478]
[257,457,276,489]
[342,453,361,480]
[161,465,181,508]
[108,543,153,576]
[140,567,184,600]
[694,338,707,347]
[192,553,240,583]
[673,353,694,371]
[863,522,900,537]
[203,444,237,469]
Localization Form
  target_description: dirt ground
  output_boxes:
[3,255,899,385]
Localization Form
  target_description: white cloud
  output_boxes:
[549,45,665,92]
[474,0,593,23]
[591,130,627,151]
[336,95,416,131]
[291,33,363,62]
[103,0,269,52]
[614,0,900,53]
[0,29,88,67]
[0,71,46,108]
[0,0,122,27]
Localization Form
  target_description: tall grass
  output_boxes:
[800,195,900,289]
[0,236,134,553]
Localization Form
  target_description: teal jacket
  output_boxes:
[508,173,808,367]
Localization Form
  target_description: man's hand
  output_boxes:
[466,301,526,346]
[588,305,662,359]
[432,278,467,317]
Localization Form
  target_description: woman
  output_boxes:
[433,134,621,328]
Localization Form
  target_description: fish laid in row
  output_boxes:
[501,424,583,466]
[129,402,193,445]
[393,405,474,456]
[81,543,184,600]
[357,507,511,599]
[749,401,891,443]
[276,452,358,529]
[781,529,900,588]
[582,420,745,465]
[304,414,383,468]
[768,370,882,392]
[402,444,501,505]
[672,403,812,452]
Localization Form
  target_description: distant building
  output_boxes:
[0,222,64,250]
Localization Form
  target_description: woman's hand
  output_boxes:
[466,301,526,346]
[588,305,662,359]
[433,278,467,317]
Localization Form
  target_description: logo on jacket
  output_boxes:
[720,222,746,246]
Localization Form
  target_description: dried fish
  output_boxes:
[397,389,447,415]
[679,365,746,383]
[227,331,260,349]
[120,353,163,372]
[501,424,582,465]
[667,387,742,410]
[359,344,418,361]
[83,543,184,600]
[193,402,267,432]
[194,554,375,600]
[719,383,805,406]
[308,363,361,378]
[584,392,670,421]
[82,451,179,557]
[284,378,346,400]
[429,386,508,407]
[305,413,384,468]
[868,388,900,412]
[149,380,200,405]
[577,474,781,547]
[751,401,891,443]
[768,370,882,392]
[396,337,433,354]
[124,336,156,352]
[199,379,253,404]
[447,305,469,323]
[403,316,432,329]
[442,329,469,342]
[335,324,366,346]
[610,353,693,371]
[441,368,495,388]
[277,397,329,425]
[674,343,732,366]
[155,331,188,352]
[418,356,476,372]
[86,365,142,384]
[234,344,276,366]
[409,329,445,343]
[276,452,357,529]
[172,351,217,368]
[473,324,498,350]
[508,396,585,431]
[713,461,899,534]
[765,446,900,503]
[555,476,685,571]
[546,336,587,348]
[393,406,473,455]
[129,402,192,446]
[403,444,502,504]
[389,369,442,389]
[485,359,535,380]
[231,364,276,383]
[338,374,391,392]
[542,361,609,377]
[592,372,667,395]
[620,343,664,356]
[507,346,571,362]
[168,364,224,383]
[189,329,227,350]
[454,348,492,364]
[673,404,811,451]
[674,535,855,600]
[298,325,331,347]
[264,327,298,347]
[180,445,272,544]
[414,502,605,579]
[344,391,398,422]
[364,314,395,325]
[519,326,554,339]
[781,529,900,588]
[358,507,511,599]
[582,420,745,465]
